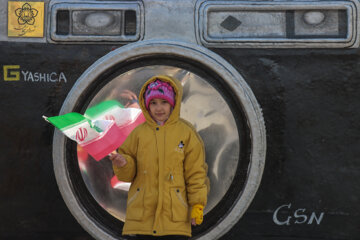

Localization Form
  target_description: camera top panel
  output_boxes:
[1,0,359,48]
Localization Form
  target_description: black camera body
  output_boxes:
[1,0,359,239]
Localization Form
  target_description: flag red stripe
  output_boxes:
[81,113,146,161]
[81,123,125,161]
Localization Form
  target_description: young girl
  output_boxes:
[110,75,209,239]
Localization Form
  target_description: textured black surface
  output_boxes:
[214,48,360,240]
[0,43,359,240]
[0,43,111,240]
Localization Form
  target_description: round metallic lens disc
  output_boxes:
[78,65,240,221]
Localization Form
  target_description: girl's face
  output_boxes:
[149,98,172,123]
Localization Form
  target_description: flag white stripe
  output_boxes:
[62,121,100,144]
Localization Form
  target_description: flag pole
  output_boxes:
[42,115,49,122]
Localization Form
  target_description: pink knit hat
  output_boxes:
[144,79,175,109]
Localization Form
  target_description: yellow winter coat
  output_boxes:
[113,75,208,237]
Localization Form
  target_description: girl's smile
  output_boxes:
[149,98,172,124]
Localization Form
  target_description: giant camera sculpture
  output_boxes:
[1,0,359,239]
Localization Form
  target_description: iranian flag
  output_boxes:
[44,100,145,161]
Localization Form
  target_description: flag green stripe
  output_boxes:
[85,100,124,119]
[48,112,87,130]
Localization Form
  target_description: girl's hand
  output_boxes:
[109,152,127,167]
[191,204,204,226]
